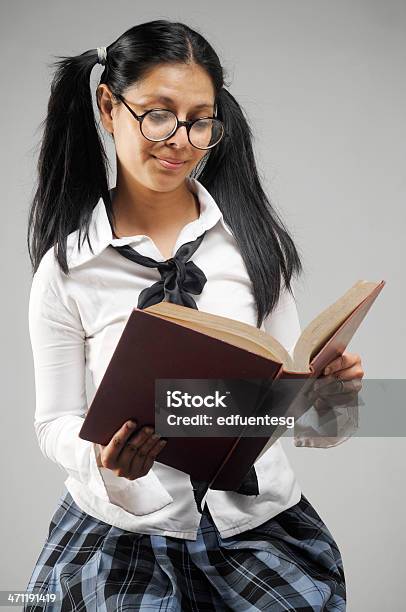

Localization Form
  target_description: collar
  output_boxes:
[67,177,233,270]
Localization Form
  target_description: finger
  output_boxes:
[146,432,164,452]
[138,439,168,475]
[307,374,338,393]
[321,391,359,407]
[308,389,359,404]
[101,420,138,468]
[307,378,362,403]
[323,353,360,376]
[314,397,332,413]
[314,371,363,392]
[128,435,166,478]
[323,378,362,395]
[310,388,359,406]
[120,426,155,467]
[313,391,359,412]
[137,435,167,472]
[133,430,163,463]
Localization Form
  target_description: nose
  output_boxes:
[165,123,190,148]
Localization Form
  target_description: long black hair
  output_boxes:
[27,19,304,328]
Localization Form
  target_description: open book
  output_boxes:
[79,279,385,491]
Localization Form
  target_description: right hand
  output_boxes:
[96,420,167,481]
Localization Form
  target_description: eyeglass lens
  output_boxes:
[141,110,224,148]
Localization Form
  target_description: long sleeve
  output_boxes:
[263,283,359,448]
[28,265,109,501]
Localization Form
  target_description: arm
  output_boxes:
[28,261,109,500]
[28,257,174,514]
[263,283,359,448]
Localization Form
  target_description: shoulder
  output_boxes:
[31,245,64,298]
[31,229,80,291]
[29,233,83,324]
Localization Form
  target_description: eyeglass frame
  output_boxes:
[113,92,227,150]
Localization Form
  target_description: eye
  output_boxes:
[148,110,172,122]
[193,119,211,129]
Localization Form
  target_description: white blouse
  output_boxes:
[28,176,353,540]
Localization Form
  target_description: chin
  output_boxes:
[146,173,188,192]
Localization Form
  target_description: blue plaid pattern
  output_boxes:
[25,489,345,611]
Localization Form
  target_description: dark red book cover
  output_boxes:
[79,309,281,484]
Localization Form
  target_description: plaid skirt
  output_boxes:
[25,488,346,611]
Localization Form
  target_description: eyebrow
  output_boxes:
[137,95,213,110]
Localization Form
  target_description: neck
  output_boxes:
[110,167,199,239]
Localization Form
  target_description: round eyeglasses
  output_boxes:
[114,93,226,150]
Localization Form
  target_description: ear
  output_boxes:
[96,85,115,135]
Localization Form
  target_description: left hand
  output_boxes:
[306,351,364,411]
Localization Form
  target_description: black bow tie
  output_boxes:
[109,232,259,512]
[111,232,208,308]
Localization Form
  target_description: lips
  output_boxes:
[153,156,186,170]
[155,156,185,164]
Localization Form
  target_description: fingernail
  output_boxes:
[152,433,161,440]
[144,427,153,435]
[128,420,137,428]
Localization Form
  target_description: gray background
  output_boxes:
[1,1,405,609]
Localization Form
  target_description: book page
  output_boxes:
[144,301,292,366]
[292,281,381,372]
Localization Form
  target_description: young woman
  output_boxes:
[25,19,363,611]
